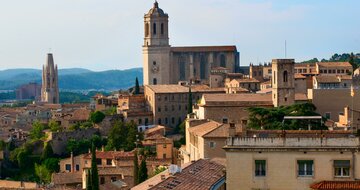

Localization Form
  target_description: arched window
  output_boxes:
[283,71,288,82]
[153,61,156,65]
[220,54,226,67]
[145,23,149,37]
[161,23,164,35]
[200,55,206,79]
[153,23,156,35]
[179,56,185,80]
[153,78,157,85]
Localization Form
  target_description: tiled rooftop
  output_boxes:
[171,46,237,52]
[310,181,360,190]
[317,61,352,67]
[188,120,222,137]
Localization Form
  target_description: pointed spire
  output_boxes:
[154,0,158,8]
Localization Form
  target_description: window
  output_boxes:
[163,154,167,159]
[76,164,80,171]
[106,159,112,165]
[334,160,350,177]
[325,112,331,119]
[273,71,276,84]
[178,105,181,111]
[171,117,175,124]
[222,118,228,124]
[171,105,174,111]
[153,61,156,65]
[209,141,216,148]
[145,23,149,37]
[165,117,168,124]
[324,70,328,73]
[138,119,142,125]
[145,118,149,126]
[165,105,168,111]
[163,144,167,148]
[161,23,164,35]
[111,177,117,182]
[220,54,226,67]
[65,164,71,172]
[158,107,161,112]
[298,160,313,176]
[283,71,288,82]
[100,177,105,184]
[96,158,102,165]
[153,78,157,85]
[158,118,161,125]
[153,23,156,34]
[255,160,266,176]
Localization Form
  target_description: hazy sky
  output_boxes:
[0,0,359,71]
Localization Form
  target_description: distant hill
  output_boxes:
[301,53,360,70]
[0,68,143,91]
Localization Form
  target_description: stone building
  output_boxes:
[16,82,41,100]
[225,136,360,190]
[272,59,295,107]
[143,2,240,85]
[41,53,59,104]
[144,84,225,128]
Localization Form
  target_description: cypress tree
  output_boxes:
[133,151,139,185]
[187,87,193,114]
[138,158,148,183]
[86,169,92,190]
[41,142,54,161]
[91,143,99,190]
[135,77,140,95]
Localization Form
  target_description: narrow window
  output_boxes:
[145,23,149,37]
[65,164,71,172]
[283,71,288,82]
[161,23,164,35]
[153,23,156,34]
[153,78,157,85]
[158,118,162,125]
[255,160,266,176]
[106,159,112,165]
[220,54,226,67]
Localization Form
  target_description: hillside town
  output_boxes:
[0,1,360,190]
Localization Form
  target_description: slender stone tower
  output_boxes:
[41,53,59,104]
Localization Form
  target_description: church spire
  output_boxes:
[154,1,158,8]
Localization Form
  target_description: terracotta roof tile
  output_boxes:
[317,62,352,68]
[310,181,360,190]
[52,172,82,185]
[188,120,222,137]
[203,123,243,138]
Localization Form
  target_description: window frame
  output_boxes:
[254,160,266,177]
[297,160,314,177]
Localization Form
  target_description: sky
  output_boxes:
[0,0,359,71]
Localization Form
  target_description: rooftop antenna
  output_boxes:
[285,40,287,58]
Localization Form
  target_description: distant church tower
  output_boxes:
[272,59,295,107]
[143,1,171,85]
[41,53,59,104]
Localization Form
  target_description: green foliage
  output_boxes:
[41,142,54,161]
[29,121,46,141]
[0,140,6,151]
[103,107,117,116]
[91,143,99,190]
[43,158,60,173]
[248,103,327,130]
[133,151,139,185]
[106,121,143,151]
[154,166,167,175]
[135,77,140,95]
[10,143,34,169]
[49,120,62,132]
[301,58,319,64]
[35,163,51,184]
[173,121,186,148]
[89,111,105,124]
[138,158,148,183]
[188,87,193,114]
[66,135,106,156]
[86,169,92,190]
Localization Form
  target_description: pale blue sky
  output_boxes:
[0,0,359,71]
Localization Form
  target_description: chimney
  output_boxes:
[228,122,236,137]
[71,152,74,173]
[101,146,105,152]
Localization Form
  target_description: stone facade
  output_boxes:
[272,59,295,107]
[225,137,360,190]
[143,2,239,85]
[16,82,41,100]
[41,53,59,104]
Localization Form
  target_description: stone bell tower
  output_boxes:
[272,59,295,107]
[41,53,59,104]
[143,1,171,85]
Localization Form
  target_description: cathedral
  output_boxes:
[41,53,59,104]
[143,1,240,85]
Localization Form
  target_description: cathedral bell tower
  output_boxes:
[143,1,171,85]
[41,53,59,104]
[272,59,295,107]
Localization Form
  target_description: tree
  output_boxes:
[41,142,54,161]
[133,151,139,185]
[43,158,60,173]
[86,169,92,190]
[135,77,140,95]
[29,121,45,140]
[138,158,148,183]
[187,87,193,114]
[35,163,51,184]
[154,166,167,175]
[91,143,99,190]
[49,120,62,132]
[90,111,105,124]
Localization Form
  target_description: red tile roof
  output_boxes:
[83,151,134,159]
[311,181,360,190]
